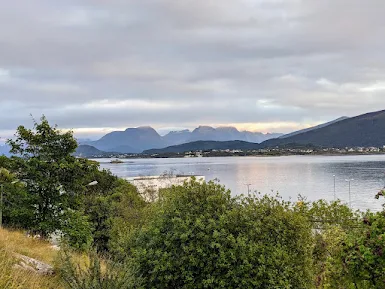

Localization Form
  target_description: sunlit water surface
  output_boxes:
[95,155,385,211]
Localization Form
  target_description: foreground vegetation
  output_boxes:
[0,117,385,288]
[0,228,62,288]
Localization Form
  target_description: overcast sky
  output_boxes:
[1,0,385,139]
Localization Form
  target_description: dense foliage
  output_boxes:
[130,181,314,288]
[342,212,385,288]
[6,116,97,236]
[1,116,146,253]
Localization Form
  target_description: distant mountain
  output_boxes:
[76,138,95,143]
[163,129,191,145]
[261,110,385,148]
[243,131,283,143]
[279,116,349,139]
[189,126,282,143]
[190,126,219,141]
[74,145,107,157]
[88,125,282,153]
[144,141,260,154]
[88,126,165,153]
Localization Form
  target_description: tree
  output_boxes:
[7,116,98,236]
[131,180,314,288]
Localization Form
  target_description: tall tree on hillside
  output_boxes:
[7,116,98,236]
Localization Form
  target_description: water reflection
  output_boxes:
[96,155,385,211]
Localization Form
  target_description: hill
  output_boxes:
[143,140,260,154]
[279,116,349,139]
[74,145,108,157]
[261,110,385,148]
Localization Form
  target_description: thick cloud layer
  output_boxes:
[1,0,385,138]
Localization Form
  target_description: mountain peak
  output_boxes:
[166,129,190,135]
[216,126,240,133]
[195,126,215,131]
[137,126,156,131]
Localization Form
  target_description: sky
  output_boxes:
[1,0,385,140]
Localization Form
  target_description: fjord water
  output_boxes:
[96,155,385,211]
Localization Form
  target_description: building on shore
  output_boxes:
[126,175,205,202]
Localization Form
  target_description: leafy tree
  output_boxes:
[7,116,98,236]
[131,180,314,289]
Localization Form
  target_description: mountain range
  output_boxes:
[82,126,283,153]
[3,109,385,157]
[131,110,385,154]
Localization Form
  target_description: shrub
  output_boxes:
[131,180,314,288]
[61,210,94,252]
[341,212,385,288]
[83,178,146,253]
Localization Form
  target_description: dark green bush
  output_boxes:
[61,210,94,252]
[130,180,314,289]
[341,212,385,288]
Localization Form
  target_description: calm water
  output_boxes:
[95,155,385,211]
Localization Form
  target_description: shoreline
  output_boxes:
[90,152,385,160]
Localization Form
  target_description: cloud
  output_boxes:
[1,0,385,139]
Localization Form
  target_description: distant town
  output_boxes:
[84,145,385,159]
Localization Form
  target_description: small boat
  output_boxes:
[110,159,124,164]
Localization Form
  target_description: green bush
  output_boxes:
[341,212,385,288]
[130,180,314,289]
[299,200,362,288]
[83,178,146,253]
[61,210,94,252]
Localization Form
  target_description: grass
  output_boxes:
[0,228,126,289]
[0,228,64,289]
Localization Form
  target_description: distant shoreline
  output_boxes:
[89,152,385,160]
